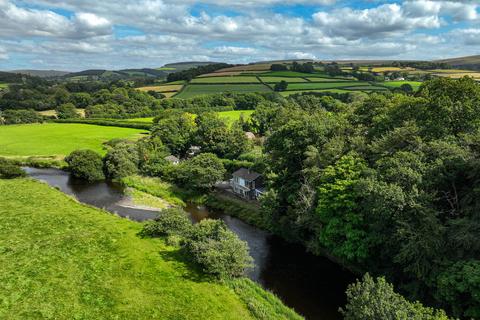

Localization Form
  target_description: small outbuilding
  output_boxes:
[164,155,180,165]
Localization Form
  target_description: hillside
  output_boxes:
[11,70,70,77]
[436,55,480,70]
[64,68,168,81]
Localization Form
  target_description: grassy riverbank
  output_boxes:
[0,178,301,319]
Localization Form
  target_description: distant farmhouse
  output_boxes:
[230,168,264,200]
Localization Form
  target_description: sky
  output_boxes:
[0,0,479,71]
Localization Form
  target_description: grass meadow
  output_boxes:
[286,81,369,90]
[0,123,145,157]
[259,77,308,83]
[0,178,301,320]
[176,84,271,99]
[190,76,260,84]
[381,81,423,90]
[125,110,254,125]
[0,83,8,88]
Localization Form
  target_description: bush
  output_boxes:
[65,150,105,182]
[1,109,43,125]
[0,158,26,179]
[56,103,80,119]
[183,219,253,279]
[141,208,192,238]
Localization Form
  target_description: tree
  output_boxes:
[400,83,414,94]
[65,150,105,182]
[151,112,197,155]
[103,142,139,179]
[141,208,192,238]
[56,103,80,119]
[314,154,371,263]
[183,219,253,278]
[270,64,288,71]
[175,153,226,190]
[274,80,288,92]
[341,274,450,320]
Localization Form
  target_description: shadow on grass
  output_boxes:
[157,247,215,283]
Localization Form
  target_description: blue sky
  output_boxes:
[0,0,479,71]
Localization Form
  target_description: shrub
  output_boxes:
[0,158,26,179]
[141,208,192,238]
[183,219,253,279]
[1,109,43,125]
[65,150,105,182]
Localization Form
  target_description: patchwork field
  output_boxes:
[0,178,261,320]
[0,123,145,157]
[190,76,260,84]
[137,84,183,92]
[280,89,353,96]
[216,64,271,72]
[176,84,271,99]
[286,82,369,90]
[259,77,308,83]
[305,77,351,82]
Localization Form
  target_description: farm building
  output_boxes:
[230,168,264,200]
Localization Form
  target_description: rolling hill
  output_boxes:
[436,55,480,70]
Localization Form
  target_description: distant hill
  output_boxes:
[162,61,218,72]
[0,71,27,83]
[64,68,168,81]
[11,70,70,78]
[435,55,480,71]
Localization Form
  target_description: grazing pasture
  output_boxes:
[125,110,254,125]
[137,84,183,92]
[216,64,271,72]
[286,81,369,90]
[305,77,352,82]
[0,178,260,320]
[381,81,423,90]
[279,89,362,96]
[176,84,271,99]
[0,123,145,157]
[198,71,243,77]
[190,76,260,84]
[259,77,308,83]
[0,83,8,88]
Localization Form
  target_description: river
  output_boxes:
[25,167,355,320]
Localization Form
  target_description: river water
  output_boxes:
[25,167,355,320]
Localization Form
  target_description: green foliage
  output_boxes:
[55,103,80,119]
[175,153,226,190]
[151,111,197,155]
[0,158,26,179]
[103,142,139,179]
[273,80,288,92]
[65,149,105,182]
[194,112,249,159]
[341,274,450,320]
[315,154,370,263]
[1,109,43,125]
[183,219,253,279]
[141,208,192,238]
[435,260,480,318]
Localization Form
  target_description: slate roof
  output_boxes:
[232,168,262,181]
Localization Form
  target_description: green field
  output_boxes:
[260,71,333,78]
[305,77,352,82]
[176,84,272,99]
[190,76,260,84]
[0,83,8,88]
[259,77,307,83]
[0,123,145,157]
[0,178,301,319]
[381,81,423,90]
[286,82,369,91]
[280,89,354,96]
[126,110,254,125]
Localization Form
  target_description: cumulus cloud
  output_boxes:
[1,0,480,70]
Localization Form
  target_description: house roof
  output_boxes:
[232,168,262,181]
[164,155,180,162]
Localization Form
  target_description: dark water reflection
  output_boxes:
[26,167,355,320]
